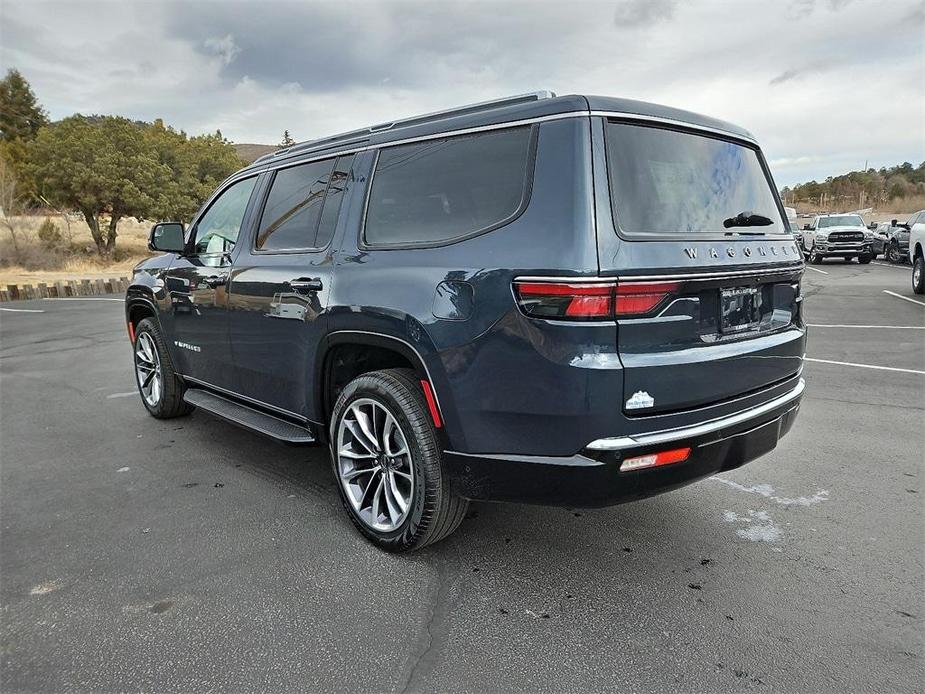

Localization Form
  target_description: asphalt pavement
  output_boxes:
[1,261,923,693]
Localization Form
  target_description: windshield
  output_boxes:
[605,121,785,235]
[818,215,865,228]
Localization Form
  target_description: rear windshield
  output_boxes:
[605,121,785,236]
[818,215,864,228]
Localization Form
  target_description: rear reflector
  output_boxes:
[513,280,679,319]
[420,379,442,429]
[620,447,691,472]
[127,321,135,342]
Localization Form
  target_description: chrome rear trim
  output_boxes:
[585,378,805,451]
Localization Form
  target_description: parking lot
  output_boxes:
[1,261,922,693]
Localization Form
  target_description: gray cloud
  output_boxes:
[1,0,921,187]
[613,0,678,27]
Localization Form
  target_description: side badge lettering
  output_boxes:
[625,390,655,410]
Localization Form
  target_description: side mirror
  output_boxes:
[868,223,878,230]
[803,224,811,230]
[149,222,186,253]
[891,219,898,226]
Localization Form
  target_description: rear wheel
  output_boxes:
[914,256,924,295]
[133,318,192,418]
[330,368,467,552]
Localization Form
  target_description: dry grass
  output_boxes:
[792,194,925,217]
[0,215,155,285]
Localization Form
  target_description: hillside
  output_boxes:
[781,161,925,213]
[233,143,276,163]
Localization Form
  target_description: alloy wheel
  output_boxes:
[336,398,415,532]
[134,332,162,407]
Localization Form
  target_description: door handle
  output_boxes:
[203,274,227,288]
[290,277,323,292]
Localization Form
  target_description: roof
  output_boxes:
[240,91,756,176]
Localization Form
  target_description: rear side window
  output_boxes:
[364,126,535,247]
[315,154,355,249]
[605,121,785,236]
[256,158,336,251]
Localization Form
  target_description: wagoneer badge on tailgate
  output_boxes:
[684,243,798,260]
[626,391,655,410]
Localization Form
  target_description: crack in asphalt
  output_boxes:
[396,551,459,694]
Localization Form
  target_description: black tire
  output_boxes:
[914,256,925,295]
[888,242,901,263]
[329,368,468,552]
[133,318,193,419]
[858,254,872,264]
[810,247,824,264]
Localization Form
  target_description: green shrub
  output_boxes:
[37,217,62,248]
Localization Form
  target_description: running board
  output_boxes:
[183,388,316,444]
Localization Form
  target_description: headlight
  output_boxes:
[815,231,828,240]
[864,231,873,239]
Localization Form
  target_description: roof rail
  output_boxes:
[253,90,556,165]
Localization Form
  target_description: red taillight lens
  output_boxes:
[513,280,679,320]
[620,446,691,472]
[614,282,680,315]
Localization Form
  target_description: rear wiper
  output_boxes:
[723,211,774,229]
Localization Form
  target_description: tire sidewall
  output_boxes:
[329,373,436,550]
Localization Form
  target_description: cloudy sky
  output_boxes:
[1,0,922,186]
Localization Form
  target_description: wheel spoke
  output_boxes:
[352,405,379,452]
[142,369,156,388]
[370,474,384,524]
[392,469,413,481]
[382,415,396,456]
[342,465,377,481]
[387,470,409,513]
[339,448,375,460]
[344,420,376,454]
[382,474,400,524]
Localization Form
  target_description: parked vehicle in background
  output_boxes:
[789,221,801,238]
[885,213,922,264]
[868,222,891,258]
[126,92,806,551]
[800,214,874,264]
[907,213,925,294]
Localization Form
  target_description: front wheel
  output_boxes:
[330,368,468,552]
[810,247,824,264]
[133,318,193,418]
[914,256,925,295]
[858,254,872,264]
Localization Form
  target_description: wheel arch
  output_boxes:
[317,331,451,446]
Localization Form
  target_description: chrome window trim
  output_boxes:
[590,110,757,144]
[513,265,804,284]
[585,378,805,451]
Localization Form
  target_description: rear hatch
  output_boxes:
[597,119,805,416]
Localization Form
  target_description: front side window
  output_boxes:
[818,215,865,228]
[256,158,336,250]
[193,176,257,255]
[364,126,534,247]
[605,121,785,235]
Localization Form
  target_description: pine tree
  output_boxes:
[0,69,48,142]
[280,129,296,147]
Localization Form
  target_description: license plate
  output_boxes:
[720,287,760,333]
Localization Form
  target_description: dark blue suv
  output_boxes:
[127,92,806,551]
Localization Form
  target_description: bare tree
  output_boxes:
[0,157,24,259]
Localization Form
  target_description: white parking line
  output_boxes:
[805,357,925,375]
[0,307,45,313]
[804,266,828,275]
[807,323,925,330]
[883,290,925,307]
[872,262,908,271]
[42,297,124,302]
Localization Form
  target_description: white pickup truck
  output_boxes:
[908,210,925,294]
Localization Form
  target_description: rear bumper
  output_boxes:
[444,379,803,508]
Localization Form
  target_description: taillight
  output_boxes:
[513,280,679,320]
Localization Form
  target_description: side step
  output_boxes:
[183,388,316,444]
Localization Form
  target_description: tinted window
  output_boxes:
[818,215,865,228]
[315,154,355,249]
[364,127,534,246]
[193,177,257,255]
[605,122,785,235]
[257,158,336,250]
